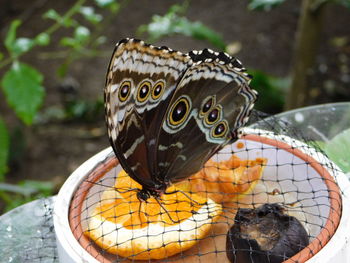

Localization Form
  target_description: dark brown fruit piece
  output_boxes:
[226,203,309,263]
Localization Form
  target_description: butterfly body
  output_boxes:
[105,38,257,198]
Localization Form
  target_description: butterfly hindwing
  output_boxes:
[156,55,257,184]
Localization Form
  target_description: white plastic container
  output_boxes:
[53,129,350,262]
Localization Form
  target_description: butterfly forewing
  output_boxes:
[105,39,192,190]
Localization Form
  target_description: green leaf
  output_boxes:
[168,2,188,15]
[62,17,77,27]
[179,19,226,50]
[1,62,45,125]
[79,6,102,24]
[94,0,116,7]
[56,63,69,77]
[0,180,53,204]
[0,117,9,180]
[95,0,120,13]
[64,99,104,122]
[0,182,34,196]
[0,52,4,61]
[74,26,90,42]
[4,20,21,56]
[35,33,50,46]
[324,128,350,173]
[249,70,288,113]
[12,37,35,56]
[43,9,76,27]
[60,26,90,48]
[107,2,120,13]
[248,0,286,11]
[80,6,94,16]
[19,180,54,196]
[43,9,61,21]
[60,37,78,48]
[335,0,350,8]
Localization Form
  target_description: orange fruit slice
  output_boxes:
[175,155,267,203]
[85,170,222,260]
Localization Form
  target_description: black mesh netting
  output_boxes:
[67,113,343,263]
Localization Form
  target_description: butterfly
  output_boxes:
[104,38,257,200]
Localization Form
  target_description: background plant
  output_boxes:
[0,0,238,212]
[248,0,350,109]
[0,0,121,211]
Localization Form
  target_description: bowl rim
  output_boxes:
[55,130,343,263]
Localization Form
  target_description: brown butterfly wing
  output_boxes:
[155,55,257,184]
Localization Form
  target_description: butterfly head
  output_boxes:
[136,183,167,201]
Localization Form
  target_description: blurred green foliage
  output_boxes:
[248,0,350,10]
[36,99,104,123]
[0,118,9,181]
[0,0,120,212]
[324,128,350,173]
[249,70,289,113]
[0,0,120,175]
[0,180,54,212]
[338,0,350,8]
[248,0,286,11]
[137,2,226,51]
